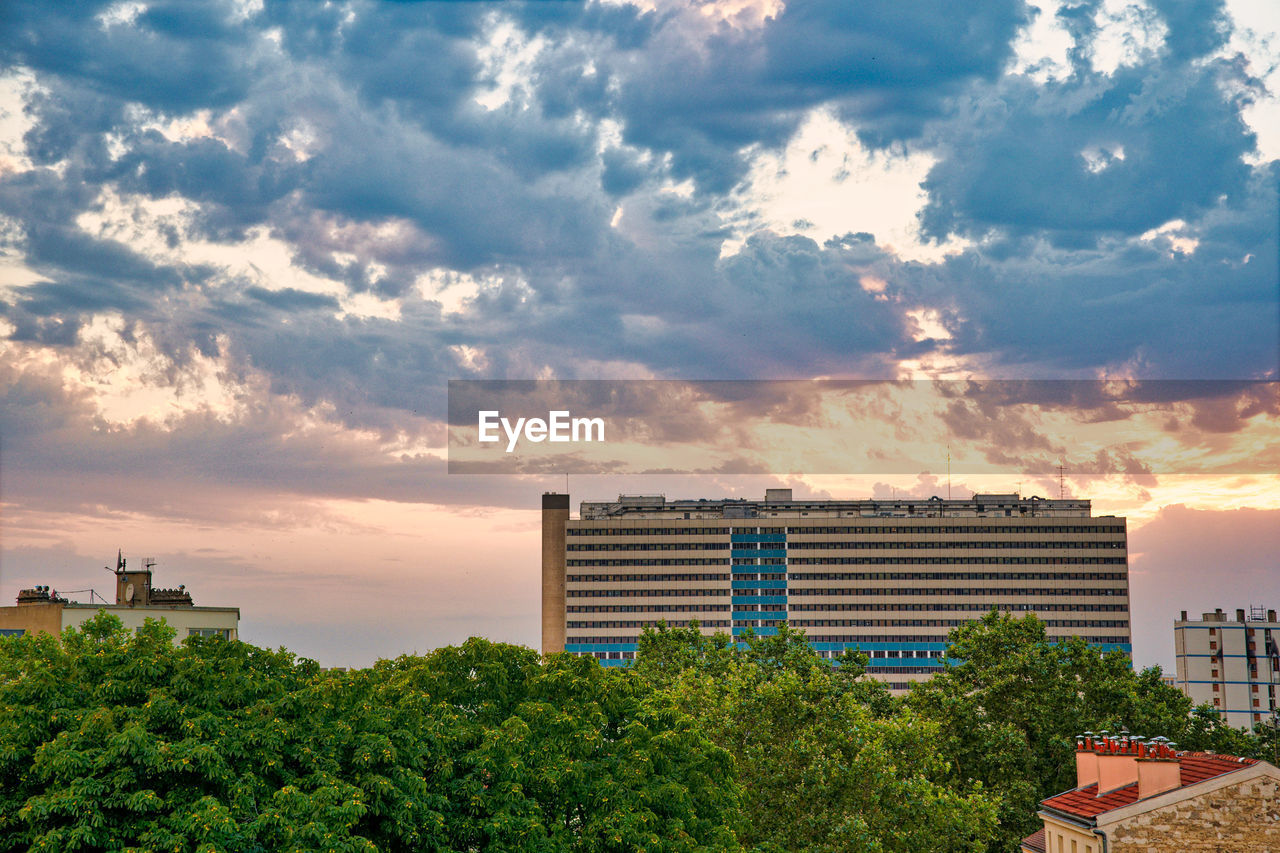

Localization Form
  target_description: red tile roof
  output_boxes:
[1041,752,1258,821]
[1020,828,1046,853]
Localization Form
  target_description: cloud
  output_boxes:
[1129,503,1280,667]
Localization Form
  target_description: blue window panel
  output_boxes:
[730,548,787,559]
[0,628,24,637]
[732,611,787,621]
[598,658,631,667]
[732,595,786,606]
[731,579,788,589]
[733,564,781,574]
[733,626,779,637]
[731,533,786,543]
[564,643,639,654]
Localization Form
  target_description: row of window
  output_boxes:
[789,571,1127,581]
[789,603,1129,612]
[789,557,1127,565]
[790,587,1125,597]
[566,620,731,629]
[786,540,1125,550]
[568,527,732,536]
[567,539,1125,553]
[567,559,726,567]
[789,618,1130,628]
[567,604,728,613]
[568,589,730,598]
[568,557,1129,568]
[567,603,1130,614]
[567,573,729,583]
[567,542,729,551]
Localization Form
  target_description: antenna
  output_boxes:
[1057,463,1067,500]
[947,447,951,500]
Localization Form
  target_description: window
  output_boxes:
[1209,641,1217,650]
[187,628,230,639]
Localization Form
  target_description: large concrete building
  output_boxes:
[0,553,239,643]
[1174,606,1279,730]
[542,490,1131,690]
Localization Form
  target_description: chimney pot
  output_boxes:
[1180,610,1188,621]
[1236,608,1246,622]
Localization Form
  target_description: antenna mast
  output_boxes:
[1057,463,1067,499]
[946,447,951,500]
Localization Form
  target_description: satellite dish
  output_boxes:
[124,583,135,603]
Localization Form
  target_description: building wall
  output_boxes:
[0,603,66,637]
[1040,815,1101,853]
[553,493,1131,691]
[1108,774,1280,851]
[1174,609,1279,730]
[61,605,239,643]
[541,493,570,655]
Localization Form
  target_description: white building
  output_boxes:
[1174,607,1279,730]
[0,554,239,644]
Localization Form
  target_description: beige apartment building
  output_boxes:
[543,490,1131,690]
[1174,606,1279,730]
[0,554,239,643]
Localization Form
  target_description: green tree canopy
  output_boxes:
[0,613,739,853]
[906,610,1263,852]
[633,624,999,853]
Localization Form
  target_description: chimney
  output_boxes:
[1268,609,1276,623]
[1180,610,1187,621]
[1075,734,1099,788]
[1136,737,1182,799]
[1096,732,1140,794]
[1236,608,1246,623]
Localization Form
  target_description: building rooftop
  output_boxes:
[577,491,1100,520]
[1040,752,1257,821]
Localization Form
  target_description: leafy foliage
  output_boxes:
[633,624,999,853]
[0,613,739,853]
[906,610,1265,852]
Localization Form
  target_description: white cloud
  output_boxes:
[722,108,969,262]
[1011,0,1075,83]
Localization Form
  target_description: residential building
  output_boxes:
[1021,732,1280,852]
[542,490,1131,690]
[0,553,239,643]
[1174,606,1280,730]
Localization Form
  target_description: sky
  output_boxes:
[0,0,1277,671]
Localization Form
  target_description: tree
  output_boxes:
[0,614,741,852]
[633,624,999,853]
[906,610,1263,853]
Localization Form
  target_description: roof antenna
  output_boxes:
[947,446,951,500]
[1057,462,1067,500]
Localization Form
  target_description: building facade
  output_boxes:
[1174,606,1280,730]
[542,490,1131,690]
[1022,732,1280,852]
[0,554,239,643]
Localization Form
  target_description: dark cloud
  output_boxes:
[918,62,1257,241]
